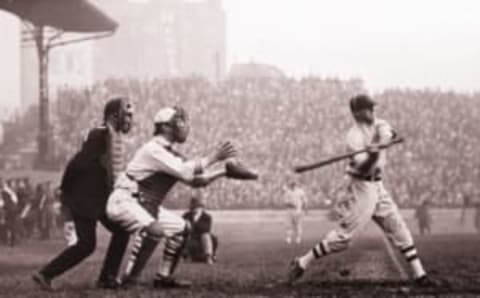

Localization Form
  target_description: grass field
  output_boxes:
[1,209,480,297]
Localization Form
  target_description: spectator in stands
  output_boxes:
[39,182,55,240]
[183,196,218,264]
[1,177,19,246]
[474,200,480,233]
[0,187,6,244]
[19,178,35,239]
[33,183,46,239]
[4,76,480,209]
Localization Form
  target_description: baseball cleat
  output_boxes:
[413,275,444,288]
[32,272,55,292]
[119,275,139,289]
[153,276,192,289]
[287,257,305,285]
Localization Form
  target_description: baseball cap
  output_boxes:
[154,107,176,123]
[190,196,205,209]
[349,94,376,112]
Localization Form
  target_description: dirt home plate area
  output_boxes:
[1,209,480,297]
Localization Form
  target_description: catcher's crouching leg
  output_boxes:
[123,231,159,285]
[121,200,162,286]
[160,221,191,276]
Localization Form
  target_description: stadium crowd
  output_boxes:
[0,177,61,246]
[2,76,480,209]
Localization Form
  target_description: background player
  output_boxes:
[283,181,308,244]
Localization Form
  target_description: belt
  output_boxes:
[126,173,136,182]
[349,173,382,182]
[125,173,141,198]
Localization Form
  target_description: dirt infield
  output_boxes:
[0,209,479,297]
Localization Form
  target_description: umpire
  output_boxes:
[33,98,133,291]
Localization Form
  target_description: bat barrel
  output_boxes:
[293,137,404,174]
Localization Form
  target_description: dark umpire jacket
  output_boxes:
[60,126,114,219]
[182,210,213,239]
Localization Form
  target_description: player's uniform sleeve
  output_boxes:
[374,119,395,144]
[146,144,207,183]
[346,127,369,166]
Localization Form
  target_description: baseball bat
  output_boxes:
[293,137,404,174]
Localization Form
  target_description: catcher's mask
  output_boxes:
[154,106,190,143]
[104,97,133,134]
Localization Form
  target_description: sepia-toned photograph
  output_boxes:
[0,0,479,297]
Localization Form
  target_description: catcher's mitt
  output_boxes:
[225,161,258,180]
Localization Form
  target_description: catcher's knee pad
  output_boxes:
[166,221,190,246]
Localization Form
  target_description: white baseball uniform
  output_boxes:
[322,118,414,253]
[106,135,207,235]
[284,186,307,243]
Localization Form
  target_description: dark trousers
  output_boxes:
[185,233,218,262]
[40,211,129,282]
[4,216,17,247]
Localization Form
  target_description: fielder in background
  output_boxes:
[283,181,308,244]
[183,195,219,264]
[288,94,438,287]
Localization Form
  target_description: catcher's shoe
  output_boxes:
[287,257,305,285]
[32,272,55,292]
[153,275,192,289]
[225,161,258,180]
[119,275,139,289]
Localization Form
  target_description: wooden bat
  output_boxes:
[293,137,404,174]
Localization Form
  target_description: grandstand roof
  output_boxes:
[0,0,117,32]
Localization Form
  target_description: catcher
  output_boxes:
[106,106,257,289]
